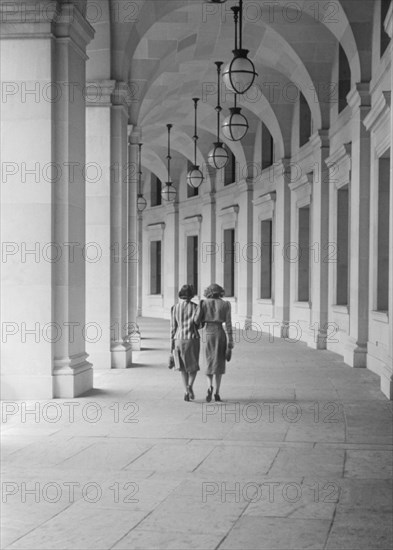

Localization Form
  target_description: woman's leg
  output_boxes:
[181,372,189,392]
[188,371,197,388]
[206,374,213,388]
[215,374,222,394]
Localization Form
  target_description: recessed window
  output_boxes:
[151,175,162,207]
[187,235,198,294]
[150,240,161,295]
[299,93,312,147]
[223,228,235,297]
[260,220,273,299]
[381,0,390,57]
[298,206,310,302]
[336,186,349,305]
[187,161,199,198]
[262,124,274,170]
[377,152,390,311]
[338,44,351,113]
[224,152,236,186]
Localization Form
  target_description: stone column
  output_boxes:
[274,160,291,337]
[200,192,217,293]
[346,84,371,367]
[110,83,132,367]
[309,130,330,349]
[127,126,141,350]
[385,0,393,398]
[137,211,144,317]
[85,80,115,369]
[236,180,253,327]
[0,1,94,398]
[163,202,179,317]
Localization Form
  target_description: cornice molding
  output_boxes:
[363,91,391,133]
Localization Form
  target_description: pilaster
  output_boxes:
[127,126,141,351]
[345,83,372,367]
[0,0,95,398]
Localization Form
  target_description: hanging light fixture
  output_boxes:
[223,2,258,95]
[161,124,177,202]
[136,143,147,213]
[208,62,229,170]
[186,98,204,189]
[222,93,249,141]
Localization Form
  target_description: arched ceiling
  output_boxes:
[86,0,376,179]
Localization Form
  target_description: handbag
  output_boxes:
[168,353,175,369]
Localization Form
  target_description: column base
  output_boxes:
[111,343,132,368]
[127,324,141,351]
[53,366,93,398]
[344,341,367,368]
[308,329,327,350]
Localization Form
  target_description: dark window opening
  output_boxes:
[381,0,390,57]
[298,206,310,302]
[338,44,351,113]
[336,186,349,305]
[224,152,236,186]
[187,235,199,294]
[150,240,161,294]
[299,93,312,147]
[151,175,162,207]
[260,220,273,299]
[262,123,274,170]
[223,228,235,297]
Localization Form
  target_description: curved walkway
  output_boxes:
[2,318,392,550]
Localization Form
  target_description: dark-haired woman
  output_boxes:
[170,284,200,401]
[194,283,234,402]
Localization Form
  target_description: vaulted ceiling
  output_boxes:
[86,0,377,180]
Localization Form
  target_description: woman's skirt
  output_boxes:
[202,323,227,375]
[173,338,200,373]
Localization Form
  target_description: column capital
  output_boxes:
[111,81,131,113]
[0,1,95,48]
[202,191,216,206]
[128,125,142,145]
[310,129,330,150]
[347,83,371,111]
[165,202,179,215]
[85,80,116,107]
[363,91,391,133]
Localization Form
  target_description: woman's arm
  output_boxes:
[225,301,234,349]
[193,300,205,329]
[170,305,177,350]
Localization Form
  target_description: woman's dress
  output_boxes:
[170,300,200,373]
[194,298,233,375]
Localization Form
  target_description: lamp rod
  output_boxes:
[215,61,223,142]
[192,98,199,167]
[167,124,172,182]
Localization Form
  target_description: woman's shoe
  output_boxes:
[214,393,221,402]
[187,386,195,400]
[184,392,190,402]
[206,386,213,403]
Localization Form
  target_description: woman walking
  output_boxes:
[170,284,200,401]
[194,283,234,402]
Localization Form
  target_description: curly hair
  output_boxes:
[203,283,225,299]
[178,284,195,300]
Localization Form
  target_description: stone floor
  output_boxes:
[1,317,392,550]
